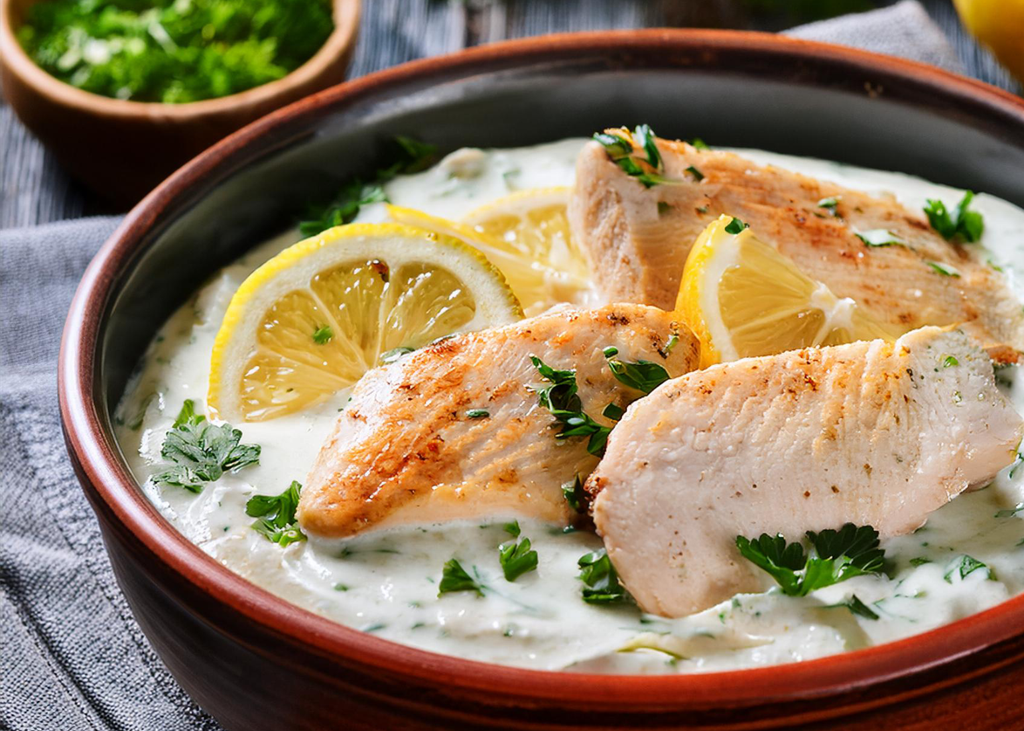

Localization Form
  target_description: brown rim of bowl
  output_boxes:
[60,29,1024,712]
[0,0,361,116]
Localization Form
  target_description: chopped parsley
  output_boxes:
[577,548,630,604]
[530,355,612,456]
[498,530,539,582]
[824,594,879,620]
[926,261,961,278]
[312,325,333,345]
[689,138,710,150]
[817,196,840,213]
[856,229,906,248]
[944,555,990,582]
[724,217,749,234]
[300,136,437,236]
[685,165,705,181]
[942,355,959,368]
[246,480,305,546]
[438,559,485,596]
[466,408,490,419]
[603,347,671,394]
[995,503,1024,518]
[909,557,932,567]
[503,520,522,537]
[923,191,984,243]
[736,523,885,596]
[664,333,680,355]
[153,400,260,492]
[593,124,676,188]
[562,475,586,513]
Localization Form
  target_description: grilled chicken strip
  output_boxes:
[587,327,1023,618]
[299,304,700,539]
[570,137,1024,354]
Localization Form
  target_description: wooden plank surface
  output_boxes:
[0,0,1018,229]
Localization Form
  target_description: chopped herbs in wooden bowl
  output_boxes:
[17,0,335,103]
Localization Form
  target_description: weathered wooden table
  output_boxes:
[1,0,1018,229]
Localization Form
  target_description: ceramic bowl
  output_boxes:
[0,0,360,205]
[59,30,1024,731]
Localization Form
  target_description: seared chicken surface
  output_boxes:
[299,304,700,538]
[587,327,1024,618]
[570,138,1024,354]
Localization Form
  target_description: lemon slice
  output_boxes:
[387,192,589,316]
[209,223,522,422]
[677,215,896,368]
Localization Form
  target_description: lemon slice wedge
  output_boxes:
[677,215,896,367]
[387,190,590,315]
[209,223,521,422]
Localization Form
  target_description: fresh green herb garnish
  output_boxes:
[944,555,989,582]
[724,217,748,234]
[300,136,437,236]
[17,0,334,103]
[685,165,705,181]
[824,594,879,620]
[504,520,521,537]
[664,333,680,355]
[466,408,490,419]
[153,400,260,492]
[593,125,676,188]
[856,229,906,248]
[603,348,671,394]
[736,523,885,596]
[817,196,840,213]
[942,355,959,368]
[689,138,710,150]
[530,356,612,456]
[995,504,1024,518]
[923,191,984,243]
[246,480,305,546]
[312,325,333,345]
[602,402,625,420]
[380,346,415,365]
[926,261,961,278]
[499,533,539,582]
[577,548,630,604]
[438,559,485,596]
[562,475,586,513]
[909,557,932,567]
[657,201,673,216]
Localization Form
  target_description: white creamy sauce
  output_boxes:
[115,138,1024,674]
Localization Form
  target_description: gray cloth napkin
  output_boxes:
[0,4,969,730]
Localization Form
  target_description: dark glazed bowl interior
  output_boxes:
[63,30,1024,730]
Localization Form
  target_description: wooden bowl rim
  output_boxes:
[0,0,361,118]
[59,29,1024,712]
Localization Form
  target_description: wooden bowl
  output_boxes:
[59,30,1024,731]
[0,0,360,206]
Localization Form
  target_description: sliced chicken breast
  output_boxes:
[587,327,1023,618]
[570,137,1024,353]
[299,304,700,538]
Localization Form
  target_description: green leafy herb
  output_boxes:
[153,400,260,492]
[577,548,630,604]
[736,523,885,596]
[503,520,521,537]
[593,125,676,188]
[817,196,840,212]
[923,191,984,243]
[499,534,539,582]
[926,261,961,278]
[856,229,906,248]
[944,555,989,582]
[604,349,671,394]
[942,355,959,368]
[438,559,485,596]
[466,408,490,419]
[312,325,333,345]
[300,136,437,236]
[995,504,1024,518]
[602,402,625,420]
[246,481,305,546]
[909,557,932,567]
[685,165,705,181]
[664,333,680,355]
[724,217,748,234]
[562,475,586,513]
[689,137,710,150]
[380,346,415,365]
[530,355,612,456]
[824,594,879,620]
[17,0,334,103]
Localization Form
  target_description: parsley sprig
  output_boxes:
[530,356,612,456]
[577,548,630,604]
[246,481,305,546]
[153,400,260,493]
[498,521,539,582]
[438,559,486,596]
[602,346,671,394]
[299,136,437,236]
[923,191,984,243]
[593,124,678,188]
[736,523,885,596]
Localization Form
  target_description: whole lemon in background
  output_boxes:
[954,0,1024,85]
